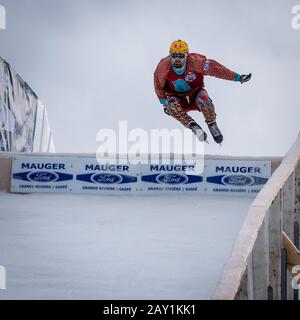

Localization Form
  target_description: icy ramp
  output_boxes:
[0,192,252,300]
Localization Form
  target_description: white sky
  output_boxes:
[0,0,299,156]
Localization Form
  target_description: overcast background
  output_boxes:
[0,0,299,156]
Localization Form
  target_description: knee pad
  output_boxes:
[196,94,213,111]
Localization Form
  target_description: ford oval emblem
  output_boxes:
[222,175,254,186]
[156,173,188,185]
[28,171,59,183]
[91,173,122,185]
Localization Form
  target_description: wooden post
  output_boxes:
[295,160,300,300]
[295,161,300,249]
[281,248,288,300]
[251,217,269,299]
[235,269,248,300]
[283,173,296,299]
[0,155,12,192]
[283,173,296,239]
[268,191,283,300]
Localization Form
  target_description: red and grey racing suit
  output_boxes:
[154,53,240,128]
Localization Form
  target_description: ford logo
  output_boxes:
[156,174,188,185]
[28,171,59,182]
[91,173,122,185]
[221,175,254,186]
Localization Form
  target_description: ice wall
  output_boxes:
[0,57,54,152]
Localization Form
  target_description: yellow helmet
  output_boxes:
[169,40,189,54]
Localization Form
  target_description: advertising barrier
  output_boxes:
[205,160,271,196]
[11,155,272,197]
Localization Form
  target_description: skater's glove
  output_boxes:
[160,99,170,115]
[160,99,172,115]
[164,107,171,116]
[160,98,180,114]
[160,99,167,105]
[236,73,252,84]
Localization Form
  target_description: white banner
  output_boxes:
[11,156,74,193]
[204,159,271,196]
[11,156,272,197]
[72,158,139,195]
[139,162,205,194]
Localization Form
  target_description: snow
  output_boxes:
[0,192,253,300]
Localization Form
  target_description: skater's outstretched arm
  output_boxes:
[202,58,240,81]
[204,59,252,84]
[188,53,252,83]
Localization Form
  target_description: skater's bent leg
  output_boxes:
[196,89,223,143]
[164,97,197,129]
[195,89,217,124]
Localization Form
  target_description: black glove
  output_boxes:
[240,73,252,84]
[164,107,171,116]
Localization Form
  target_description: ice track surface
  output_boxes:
[0,192,253,300]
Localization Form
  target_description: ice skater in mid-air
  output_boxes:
[154,40,252,144]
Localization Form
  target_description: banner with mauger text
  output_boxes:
[11,155,272,197]
[205,159,271,196]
